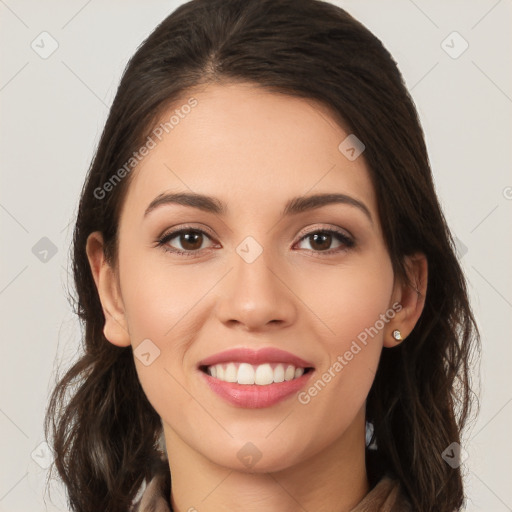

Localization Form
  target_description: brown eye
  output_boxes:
[157,228,215,255]
[178,231,204,251]
[296,229,354,253]
[308,232,334,251]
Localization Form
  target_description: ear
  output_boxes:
[384,252,428,348]
[85,231,131,347]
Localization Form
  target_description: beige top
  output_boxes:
[131,471,412,512]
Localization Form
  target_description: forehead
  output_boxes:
[121,82,377,222]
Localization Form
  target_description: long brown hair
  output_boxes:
[45,0,480,510]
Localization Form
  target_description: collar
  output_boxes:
[131,471,411,512]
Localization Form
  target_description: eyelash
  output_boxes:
[155,224,355,258]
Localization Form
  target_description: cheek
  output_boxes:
[297,250,394,345]
[295,253,394,417]
[117,248,220,418]
[119,248,212,343]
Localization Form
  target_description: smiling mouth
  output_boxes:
[199,362,314,386]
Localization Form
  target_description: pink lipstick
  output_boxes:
[197,347,315,408]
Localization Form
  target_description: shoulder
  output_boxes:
[351,474,413,512]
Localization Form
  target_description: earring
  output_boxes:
[392,329,403,342]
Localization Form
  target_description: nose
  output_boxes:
[215,246,297,332]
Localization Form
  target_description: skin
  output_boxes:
[86,82,427,512]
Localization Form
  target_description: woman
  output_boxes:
[45,0,480,510]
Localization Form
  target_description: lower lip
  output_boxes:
[199,369,314,409]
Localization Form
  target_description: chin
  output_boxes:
[200,436,311,474]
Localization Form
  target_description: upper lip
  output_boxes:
[198,347,315,369]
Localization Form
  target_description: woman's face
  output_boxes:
[90,82,413,473]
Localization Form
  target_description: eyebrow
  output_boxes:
[144,191,373,223]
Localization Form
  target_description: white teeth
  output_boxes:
[254,363,274,385]
[273,364,285,383]
[284,365,295,381]
[237,363,254,384]
[205,362,309,385]
[225,362,237,382]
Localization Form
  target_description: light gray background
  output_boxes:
[1,1,511,510]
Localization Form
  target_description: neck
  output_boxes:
[164,409,370,512]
